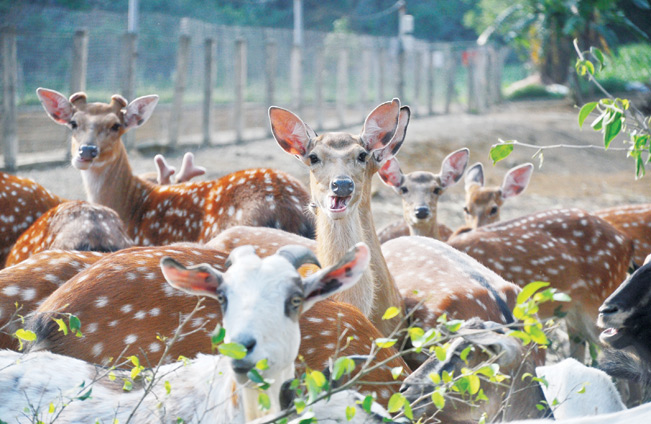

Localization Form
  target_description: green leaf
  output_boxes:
[553,292,571,302]
[375,338,397,348]
[391,366,403,380]
[508,330,532,344]
[526,325,549,345]
[490,142,514,164]
[129,356,140,368]
[77,387,92,401]
[165,380,171,395]
[15,329,36,342]
[294,398,306,414]
[517,281,550,305]
[578,102,597,128]
[435,346,447,361]
[69,315,81,332]
[460,345,472,362]
[361,395,374,413]
[467,374,481,395]
[53,318,69,336]
[428,372,441,385]
[108,371,116,381]
[123,379,133,392]
[258,392,271,411]
[382,306,400,320]
[48,403,55,414]
[309,370,327,388]
[603,113,623,149]
[211,326,226,346]
[387,393,406,413]
[590,47,605,71]
[256,359,269,371]
[333,357,356,380]
[431,390,446,409]
[218,342,247,359]
[247,369,266,385]
[345,405,356,421]
[577,384,587,394]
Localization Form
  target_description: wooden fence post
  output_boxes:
[360,46,370,111]
[413,50,422,116]
[1,26,17,171]
[397,45,406,103]
[120,32,137,149]
[314,46,325,131]
[426,46,435,115]
[70,29,88,94]
[444,48,455,114]
[168,33,191,148]
[202,37,215,147]
[234,38,247,144]
[336,47,348,127]
[290,44,302,113]
[377,46,386,102]
[264,39,276,136]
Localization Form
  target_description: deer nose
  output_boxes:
[599,303,619,315]
[78,145,99,160]
[331,177,354,197]
[414,206,430,219]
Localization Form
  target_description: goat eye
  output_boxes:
[357,152,368,163]
[463,207,470,214]
[400,187,408,194]
[490,206,499,215]
[308,154,320,165]
[69,121,78,130]
[433,187,442,195]
[290,295,303,308]
[110,123,121,132]
[215,292,227,305]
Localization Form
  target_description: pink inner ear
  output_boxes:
[440,150,469,187]
[362,100,400,151]
[270,108,310,157]
[379,158,403,188]
[502,165,533,198]
[162,264,219,295]
[38,89,73,124]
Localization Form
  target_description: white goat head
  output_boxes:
[161,242,370,386]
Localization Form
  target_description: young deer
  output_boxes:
[594,204,651,267]
[447,208,634,359]
[376,148,470,243]
[5,201,133,267]
[27,244,409,406]
[2,244,390,423]
[0,172,64,268]
[36,88,315,244]
[0,249,105,349]
[455,162,534,235]
[269,99,409,337]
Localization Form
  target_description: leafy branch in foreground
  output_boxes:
[490,39,651,178]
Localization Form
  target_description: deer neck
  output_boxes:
[408,216,440,240]
[79,142,151,224]
[315,178,404,336]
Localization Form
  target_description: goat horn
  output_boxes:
[276,245,320,270]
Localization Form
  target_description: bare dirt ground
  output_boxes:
[18,98,651,233]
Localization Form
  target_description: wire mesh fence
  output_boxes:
[2,5,507,170]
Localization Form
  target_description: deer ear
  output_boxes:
[465,162,485,190]
[440,148,470,188]
[160,257,223,298]
[269,107,313,158]
[361,99,400,152]
[378,157,404,189]
[501,163,533,199]
[124,95,159,129]
[302,243,370,312]
[36,88,74,125]
[374,106,410,163]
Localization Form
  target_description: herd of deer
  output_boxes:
[0,89,650,423]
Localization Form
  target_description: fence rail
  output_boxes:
[1,6,506,171]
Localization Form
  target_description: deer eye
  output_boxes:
[489,206,499,215]
[308,154,320,165]
[290,295,303,308]
[215,292,227,306]
[400,187,408,194]
[110,123,121,132]
[357,152,368,163]
[69,121,78,130]
[433,187,442,195]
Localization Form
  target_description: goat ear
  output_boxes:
[124,95,159,129]
[160,257,223,298]
[36,88,75,125]
[465,162,485,190]
[361,99,400,152]
[302,243,370,312]
[378,157,404,189]
[501,163,533,199]
[440,148,469,188]
[374,106,410,163]
[269,106,313,158]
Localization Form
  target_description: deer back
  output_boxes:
[594,203,651,267]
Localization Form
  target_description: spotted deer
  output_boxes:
[269,99,409,337]
[140,152,206,185]
[2,244,392,423]
[5,201,133,267]
[0,249,105,349]
[27,244,409,406]
[0,172,64,268]
[376,148,470,243]
[36,88,315,245]
[453,162,534,236]
[594,204,651,267]
[447,208,634,359]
